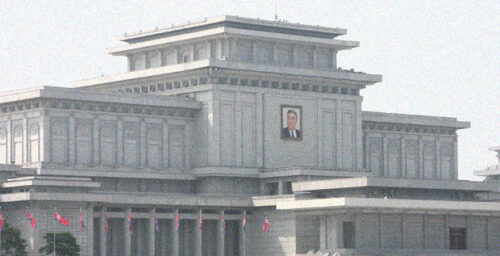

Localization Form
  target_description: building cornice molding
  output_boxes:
[0,97,199,119]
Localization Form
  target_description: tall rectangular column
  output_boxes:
[124,209,132,256]
[195,209,202,256]
[148,209,155,256]
[172,210,179,256]
[319,216,327,250]
[239,211,246,256]
[87,204,94,256]
[100,208,107,256]
[217,210,225,256]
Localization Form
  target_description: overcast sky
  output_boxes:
[0,0,498,180]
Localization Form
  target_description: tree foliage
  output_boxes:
[39,232,80,256]
[0,223,28,256]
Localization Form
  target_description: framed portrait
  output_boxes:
[281,105,302,140]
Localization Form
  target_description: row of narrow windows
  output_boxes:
[116,78,359,96]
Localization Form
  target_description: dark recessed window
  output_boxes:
[449,227,466,250]
[283,181,293,194]
[268,183,278,195]
[343,221,355,249]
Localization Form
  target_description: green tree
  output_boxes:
[0,223,28,256]
[39,232,80,256]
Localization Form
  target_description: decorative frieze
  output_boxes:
[114,70,361,97]
[0,98,197,119]
[362,121,456,136]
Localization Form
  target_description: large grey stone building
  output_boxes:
[0,15,499,256]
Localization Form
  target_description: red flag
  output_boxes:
[80,212,85,231]
[199,213,203,233]
[222,215,226,233]
[242,214,246,232]
[0,210,4,232]
[128,211,132,233]
[26,210,37,229]
[175,213,180,232]
[104,213,109,233]
[54,211,70,226]
[262,216,270,233]
[153,213,160,232]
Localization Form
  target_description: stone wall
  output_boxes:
[320,212,500,252]
[191,85,363,171]
[246,208,297,256]
[364,124,458,180]
[127,37,337,72]
[0,106,193,172]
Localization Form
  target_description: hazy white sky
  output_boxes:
[0,1,498,180]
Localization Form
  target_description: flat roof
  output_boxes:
[489,145,500,152]
[73,59,382,89]
[120,15,347,43]
[108,26,358,56]
[363,111,470,129]
[276,197,500,214]
[292,176,498,193]
[474,166,500,177]
[0,86,201,110]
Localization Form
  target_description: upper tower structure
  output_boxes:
[73,15,381,94]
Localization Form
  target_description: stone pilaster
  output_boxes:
[22,115,28,163]
[319,216,327,250]
[453,140,458,179]
[144,52,150,69]
[383,136,389,177]
[191,43,197,61]
[162,120,169,168]
[401,137,406,177]
[116,118,123,166]
[184,124,191,171]
[93,117,100,165]
[139,119,146,167]
[256,93,263,167]
[436,138,441,179]
[68,114,75,164]
[418,137,424,178]
[127,55,133,71]
[208,40,214,59]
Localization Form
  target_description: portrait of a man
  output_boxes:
[281,105,302,140]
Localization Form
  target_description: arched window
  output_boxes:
[29,123,40,163]
[123,125,139,167]
[147,127,162,168]
[76,122,92,165]
[13,126,24,164]
[100,124,116,166]
[0,127,7,164]
[51,120,67,163]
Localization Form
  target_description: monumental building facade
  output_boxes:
[0,15,499,256]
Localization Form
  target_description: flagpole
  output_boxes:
[79,207,82,255]
[31,207,36,255]
[53,207,56,256]
[0,206,3,254]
